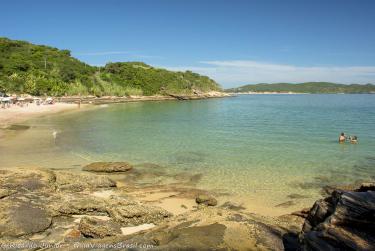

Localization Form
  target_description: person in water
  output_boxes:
[339,132,346,143]
[350,135,358,144]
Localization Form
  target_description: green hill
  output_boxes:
[225,82,375,94]
[0,37,221,96]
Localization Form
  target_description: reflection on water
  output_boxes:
[1,94,375,215]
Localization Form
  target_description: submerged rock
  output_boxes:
[300,186,375,251]
[154,223,226,250]
[221,201,246,211]
[196,194,218,206]
[83,162,133,173]
[6,124,30,130]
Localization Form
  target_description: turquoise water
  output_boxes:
[2,94,375,214]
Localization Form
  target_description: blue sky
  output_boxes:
[1,0,375,87]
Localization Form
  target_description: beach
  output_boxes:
[0,94,374,250]
[0,102,81,129]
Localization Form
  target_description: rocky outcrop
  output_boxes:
[300,183,375,251]
[0,167,171,242]
[0,166,304,250]
[83,162,133,173]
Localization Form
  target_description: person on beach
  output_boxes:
[339,132,346,143]
[52,130,57,144]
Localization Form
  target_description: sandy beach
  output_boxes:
[0,102,82,129]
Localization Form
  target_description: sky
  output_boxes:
[1,0,375,88]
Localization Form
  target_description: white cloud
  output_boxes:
[162,60,375,88]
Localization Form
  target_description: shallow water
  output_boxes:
[1,94,375,215]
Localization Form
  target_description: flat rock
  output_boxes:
[55,171,116,192]
[83,162,133,173]
[0,202,52,237]
[107,199,172,226]
[0,168,56,192]
[57,196,108,216]
[79,217,121,238]
[154,223,226,250]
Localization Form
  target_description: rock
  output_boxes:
[55,171,116,192]
[221,201,246,211]
[358,182,375,192]
[287,193,310,199]
[6,124,30,130]
[153,223,227,250]
[57,195,171,226]
[291,207,311,218]
[275,200,296,208]
[57,196,108,216]
[0,202,52,237]
[65,229,81,239]
[83,162,133,173]
[107,199,172,226]
[0,168,56,192]
[78,217,121,238]
[195,194,217,206]
[0,189,16,199]
[300,187,375,250]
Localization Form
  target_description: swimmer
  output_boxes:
[339,132,346,143]
[350,135,358,144]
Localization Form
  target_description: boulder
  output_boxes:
[83,162,133,173]
[196,194,217,206]
[300,187,375,251]
[78,217,121,238]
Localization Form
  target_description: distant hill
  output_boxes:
[225,82,375,94]
[0,37,221,96]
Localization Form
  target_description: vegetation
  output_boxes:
[0,37,221,96]
[226,82,375,94]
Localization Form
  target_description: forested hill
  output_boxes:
[225,82,375,94]
[0,37,221,96]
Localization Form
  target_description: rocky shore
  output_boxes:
[0,162,373,250]
[58,91,232,105]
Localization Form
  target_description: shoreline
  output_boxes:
[58,91,232,104]
[0,92,232,129]
[0,103,82,129]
